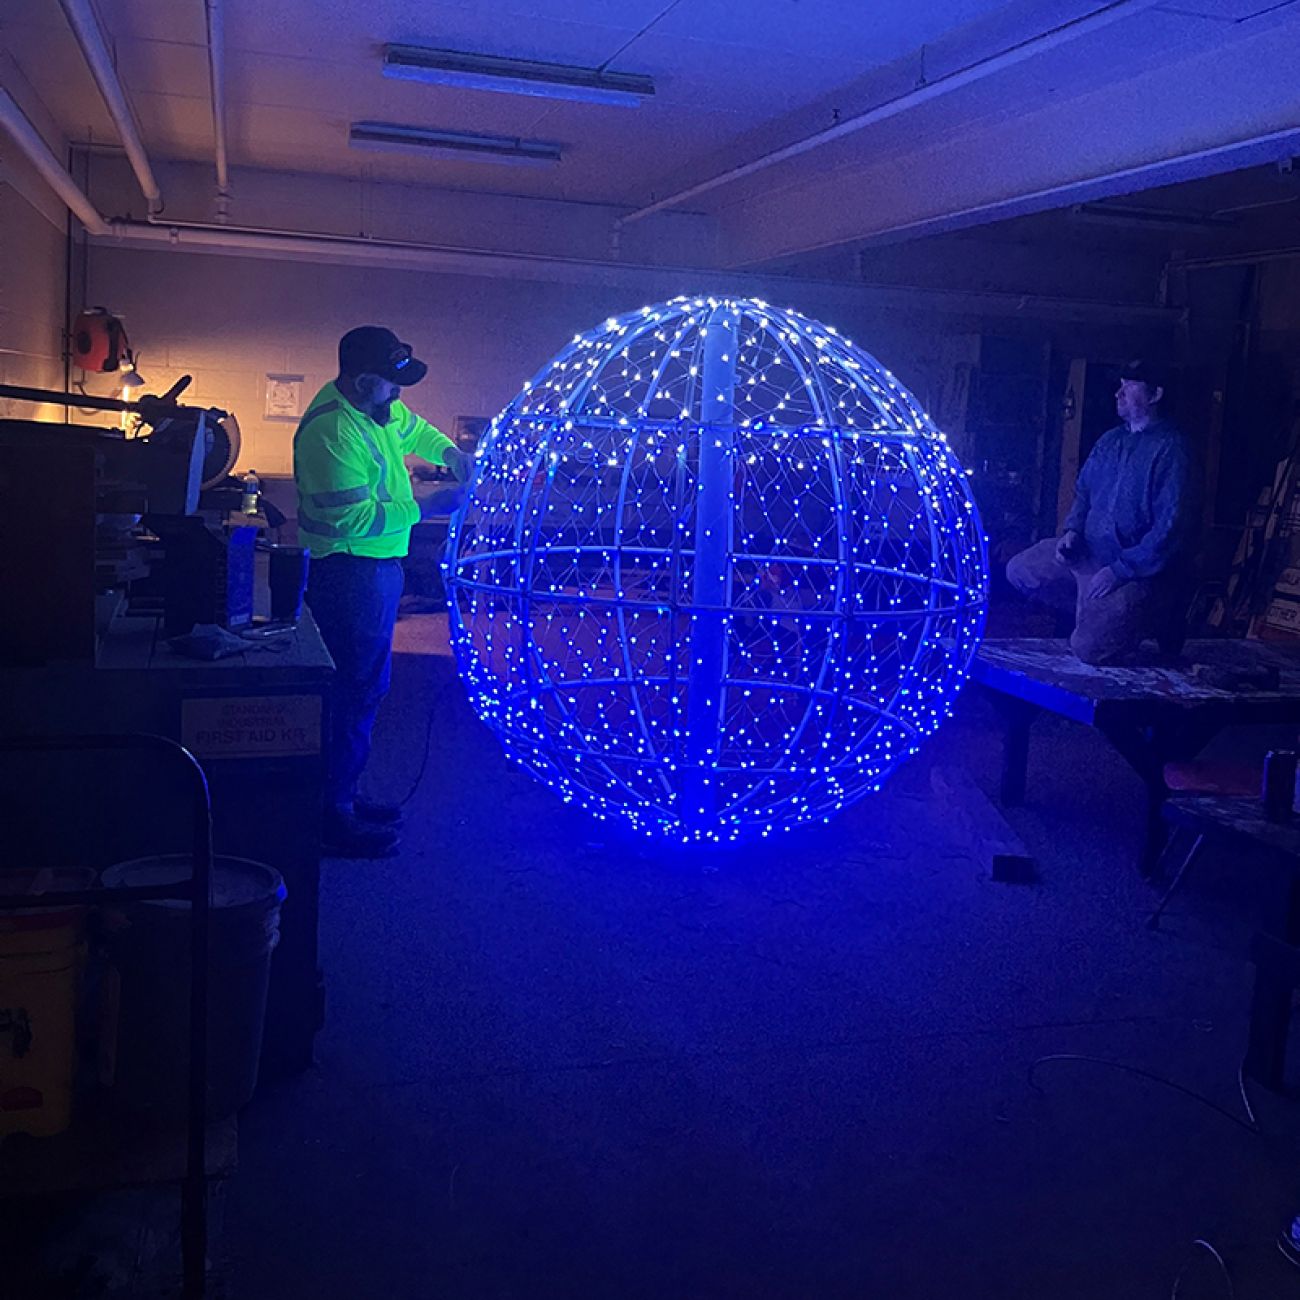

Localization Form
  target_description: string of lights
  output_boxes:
[444,295,989,844]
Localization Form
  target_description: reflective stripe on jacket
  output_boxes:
[293,381,456,558]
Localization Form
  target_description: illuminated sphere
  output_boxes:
[445,296,987,844]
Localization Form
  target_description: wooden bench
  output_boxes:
[973,637,1300,874]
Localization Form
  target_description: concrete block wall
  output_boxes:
[0,172,66,422]
[89,157,721,272]
[74,155,1180,484]
[0,51,71,422]
[85,244,962,478]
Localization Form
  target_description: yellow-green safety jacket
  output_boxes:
[293,381,457,559]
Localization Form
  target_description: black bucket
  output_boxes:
[99,854,286,1120]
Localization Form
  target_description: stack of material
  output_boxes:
[1209,415,1300,638]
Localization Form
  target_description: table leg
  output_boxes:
[993,697,1036,807]
[1099,717,1225,877]
[1141,782,1169,881]
[1095,720,1167,876]
[1245,872,1300,1093]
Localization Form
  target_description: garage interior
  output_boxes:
[5,0,1300,1296]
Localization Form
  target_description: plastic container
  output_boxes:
[0,868,95,1138]
[1263,750,1297,822]
[99,855,285,1120]
[240,469,260,515]
[268,545,310,622]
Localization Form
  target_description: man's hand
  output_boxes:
[1056,530,1082,565]
[443,445,474,484]
[418,484,466,519]
[1086,565,1121,601]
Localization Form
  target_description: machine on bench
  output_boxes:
[0,379,255,663]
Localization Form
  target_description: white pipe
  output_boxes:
[104,217,869,296]
[0,83,1193,326]
[0,87,110,235]
[621,0,1165,224]
[58,0,162,215]
[1171,245,1300,272]
[204,0,230,221]
[0,108,1174,321]
[106,216,705,284]
[98,218,1177,319]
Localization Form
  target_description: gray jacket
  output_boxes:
[1063,418,1194,581]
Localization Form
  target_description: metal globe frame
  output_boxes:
[444,295,988,844]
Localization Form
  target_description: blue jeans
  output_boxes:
[307,555,404,813]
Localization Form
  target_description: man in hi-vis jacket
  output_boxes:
[295,326,471,857]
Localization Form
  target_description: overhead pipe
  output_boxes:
[1159,242,1300,304]
[203,0,231,221]
[103,215,733,287]
[1168,245,1300,272]
[58,0,163,215]
[99,217,1176,319]
[0,101,1178,321]
[620,0,1165,225]
[0,86,110,235]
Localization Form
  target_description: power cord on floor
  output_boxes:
[1030,1055,1271,1300]
[1027,1054,1261,1137]
[394,679,448,808]
[1170,1238,1236,1300]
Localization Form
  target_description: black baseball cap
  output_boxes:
[1119,358,1170,395]
[338,325,428,386]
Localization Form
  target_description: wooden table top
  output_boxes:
[1164,793,1300,861]
[974,638,1300,724]
[96,609,334,679]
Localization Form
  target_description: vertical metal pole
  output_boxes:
[682,304,738,832]
[181,746,212,1299]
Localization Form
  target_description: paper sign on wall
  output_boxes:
[181,694,321,758]
[265,373,304,421]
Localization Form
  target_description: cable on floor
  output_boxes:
[395,679,455,808]
[1027,1054,1262,1137]
[1170,1238,1236,1300]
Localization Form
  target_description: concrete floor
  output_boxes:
[225,615,1300,1299]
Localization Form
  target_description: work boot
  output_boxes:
[322,808,399,859]
[354,796,404,826]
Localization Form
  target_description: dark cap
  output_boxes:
[1119,358,1170,396]
[338,326,428,386]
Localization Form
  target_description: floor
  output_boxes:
[221,614,1300,1299]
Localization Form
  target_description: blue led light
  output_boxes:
[444,296,989,845]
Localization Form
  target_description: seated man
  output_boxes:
[1006,360,1195,664]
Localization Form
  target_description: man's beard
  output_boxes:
[372,398,395,425]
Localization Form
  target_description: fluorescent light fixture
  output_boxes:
[383,44,654,107]
[1069,202,1237,232]
[349,121,563,165]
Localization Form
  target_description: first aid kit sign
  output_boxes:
[181,695,321,758]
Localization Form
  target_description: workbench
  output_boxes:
[973,637,1300,874]
[1,610,333,1077]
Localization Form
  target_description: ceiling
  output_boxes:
[2,0,1299,270]
[3,0,1019,204]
